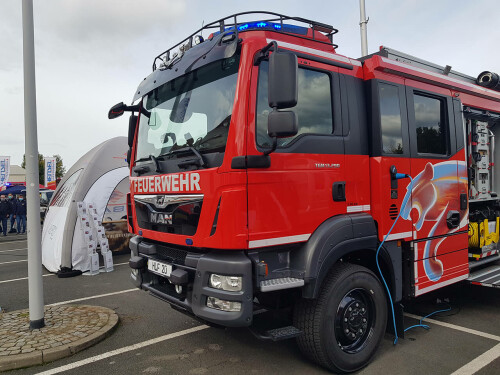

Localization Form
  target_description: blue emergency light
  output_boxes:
[213,21,308,37]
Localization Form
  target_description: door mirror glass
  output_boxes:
[128,115,138,147]
[268,52,298,109]
[268,110,298,138]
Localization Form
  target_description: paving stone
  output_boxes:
[0,305,118,371]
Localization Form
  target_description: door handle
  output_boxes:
[446,211,460,229]
[332,181,346,202]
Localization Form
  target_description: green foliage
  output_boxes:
[21,153,66,185]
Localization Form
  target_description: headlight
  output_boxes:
[206,297,241,312]
[209,274,242,291]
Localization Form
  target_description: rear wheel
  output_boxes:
[294,262,387,373]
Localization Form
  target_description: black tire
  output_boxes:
[294,262,387,373]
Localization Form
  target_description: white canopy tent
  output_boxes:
[42,137,129,275]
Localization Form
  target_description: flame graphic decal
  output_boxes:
[400,161,467,282]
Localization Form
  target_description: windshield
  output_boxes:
[136,55,240,162]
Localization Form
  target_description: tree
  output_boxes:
[21,153,66,185]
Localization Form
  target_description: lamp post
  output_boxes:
[22,0,45,329]
[359,0,369,57]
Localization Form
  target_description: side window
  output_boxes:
[256,61,333,148]
[379,83,403,154]
[414,93,448,155]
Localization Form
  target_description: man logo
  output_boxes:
[156,195,165,207]
[150,212,173,225]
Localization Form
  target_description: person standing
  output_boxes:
[15,195,27,234]
[7,194,17,233]
[0,195,12,236]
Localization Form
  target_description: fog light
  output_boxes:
[209,274,242,291]
[206,297,241,312]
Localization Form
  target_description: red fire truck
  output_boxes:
[108,12,500,373]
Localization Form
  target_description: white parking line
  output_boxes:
[405,312,500,374]
[0,262,129,284]
[36,325,210,375]
[450,342,500,375]
[0,273,54,284]
[0,247,27,253]
[404,313,500,342]
[0,259,27,265]
[0,239,27,244]
[48,288,140,307]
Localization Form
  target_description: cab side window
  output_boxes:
[256,61,333,148]
[379,83,404,154]
[414,93,448,155]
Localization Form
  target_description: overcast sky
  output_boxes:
[1,0,498,169]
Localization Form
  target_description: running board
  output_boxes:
[249,325,302,341]
[467,263,500,288]
[260,277,304,292]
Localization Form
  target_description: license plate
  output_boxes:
[148,259,172,278]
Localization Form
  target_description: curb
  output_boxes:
[0,306,119,372]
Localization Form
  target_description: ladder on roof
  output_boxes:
[360,46,478,85]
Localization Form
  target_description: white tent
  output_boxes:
[42,137,129,275]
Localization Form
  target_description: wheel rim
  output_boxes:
[334,288,375,354]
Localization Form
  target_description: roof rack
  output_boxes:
[360,46,478,85]
[152,11,338,71]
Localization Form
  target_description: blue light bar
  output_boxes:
[214,21,308,37]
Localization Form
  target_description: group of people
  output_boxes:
[0,194,27,236]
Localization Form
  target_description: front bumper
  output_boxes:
[129,236,253,327]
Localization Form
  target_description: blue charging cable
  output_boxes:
[376,173,413,345]
[404,306,452,332]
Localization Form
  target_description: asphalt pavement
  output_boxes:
[1,237,499,374]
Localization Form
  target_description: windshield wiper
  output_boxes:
[168,146,207,169]
[133,154,162,174]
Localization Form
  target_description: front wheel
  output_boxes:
[294,262,387,373]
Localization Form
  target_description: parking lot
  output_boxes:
[1,236,499,375]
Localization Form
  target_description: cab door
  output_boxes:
[368,78,413,244]
[246,56,346,249]
[404,80,469,295]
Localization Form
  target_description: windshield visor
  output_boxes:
[136,55,240,162]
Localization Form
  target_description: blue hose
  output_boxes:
[404,307,452,333]
[376,175,413,345]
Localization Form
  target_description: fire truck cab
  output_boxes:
[109,12,500,373]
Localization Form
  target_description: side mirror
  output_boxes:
[268,52,298,109]
[126,148,132,167]
[268,110,298,138]
[128,115,138,147]
[108,102,128,119]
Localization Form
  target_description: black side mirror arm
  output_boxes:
[263,137,277,156]
[253,41,278,66]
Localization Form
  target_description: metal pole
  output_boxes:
[359,0,369,57]
[22,0,45,329]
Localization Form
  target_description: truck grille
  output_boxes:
[134,195,203,236]
[156,246,188,265]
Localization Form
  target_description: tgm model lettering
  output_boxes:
[133,173,201,193]
[150,213,173,225]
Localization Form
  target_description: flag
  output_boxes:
[44,157,57,190]
[0,156,10,189]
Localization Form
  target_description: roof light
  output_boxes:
[214,21,308,38]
